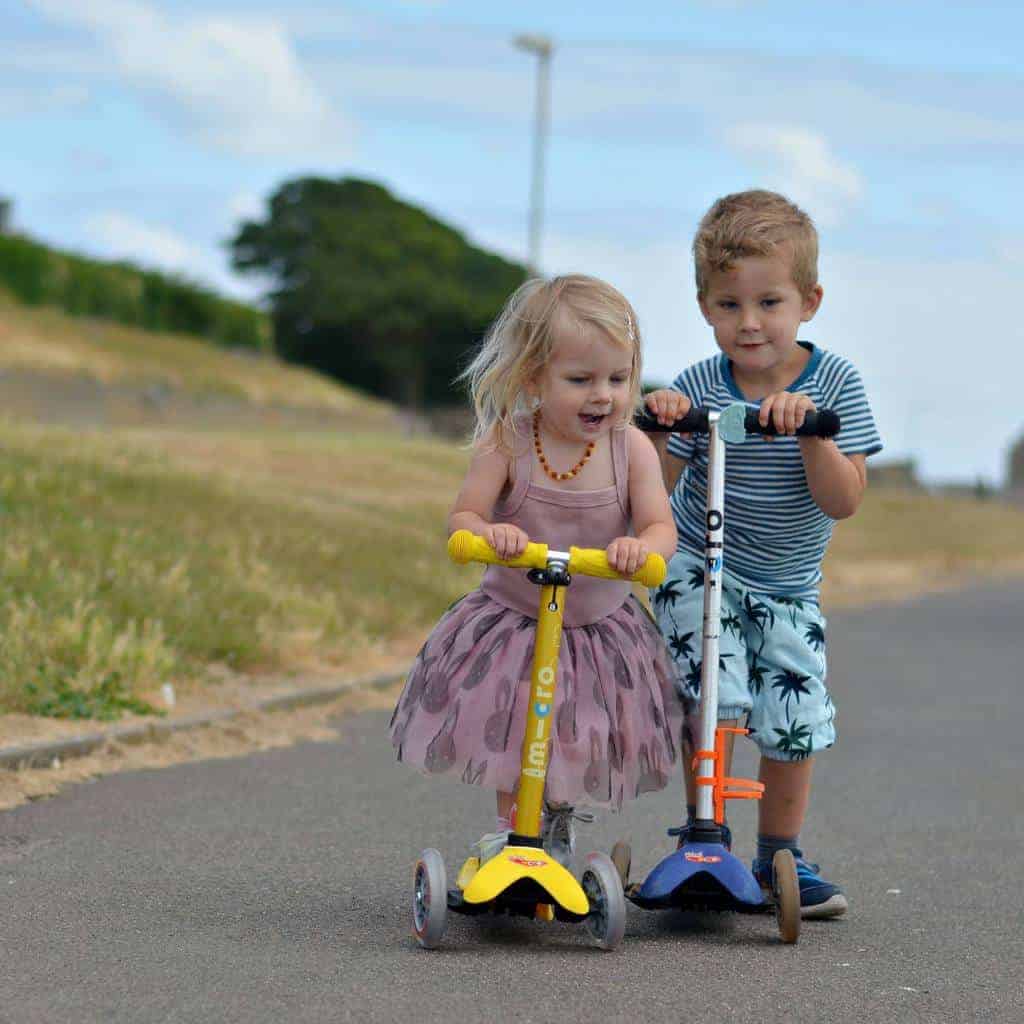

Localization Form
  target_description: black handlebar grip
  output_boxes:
[743,408,841,438]
[634,408,709,433]
[636,406,840,438]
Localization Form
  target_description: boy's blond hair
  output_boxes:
[460,274,643,451]
[693,190,819,298]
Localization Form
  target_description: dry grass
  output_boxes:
[2,298,1024,725]
[0,419,475,714]
[0,296,391,416]
[823,489,1024,607]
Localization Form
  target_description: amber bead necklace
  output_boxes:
[532,409,596,482]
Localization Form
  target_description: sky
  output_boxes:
[4,0,1024,484]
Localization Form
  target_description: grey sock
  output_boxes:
[757,833,800,863]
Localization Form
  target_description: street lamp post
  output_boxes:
[514,34,553,275]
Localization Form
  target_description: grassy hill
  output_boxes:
[2,297,1024,717]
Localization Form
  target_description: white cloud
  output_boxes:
[724,124,864,227]
[85,210,263,301]
[86,211,201,271]
[25,0,351,159]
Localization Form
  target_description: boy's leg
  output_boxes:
[758,756,813,837]
[745,596,846,918]
[653,551,749,850]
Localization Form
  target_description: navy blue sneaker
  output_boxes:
[752,852,848,919]
[668,821,732,851]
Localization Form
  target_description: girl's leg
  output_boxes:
[496,791,516,828]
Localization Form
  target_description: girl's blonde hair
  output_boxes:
[460,274,643,450]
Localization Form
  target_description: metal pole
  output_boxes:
[514,35,553,274]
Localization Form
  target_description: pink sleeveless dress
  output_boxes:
[389,420,682,809]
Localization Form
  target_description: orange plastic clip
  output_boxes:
[693,726,765,825]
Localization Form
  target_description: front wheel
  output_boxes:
[581,852,626,951]
[413,848,448,949]
[772,848,800,945]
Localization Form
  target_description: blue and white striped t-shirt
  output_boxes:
[666,342,882,600]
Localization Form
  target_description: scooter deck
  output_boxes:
[445,846,590,921]
[628,842,771,913]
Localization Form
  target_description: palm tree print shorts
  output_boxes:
[653,551,834,762]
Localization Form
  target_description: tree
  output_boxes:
[230,177,527,407]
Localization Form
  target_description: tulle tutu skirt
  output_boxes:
[389,589,683,809]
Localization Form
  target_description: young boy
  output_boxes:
[645,190,882,918]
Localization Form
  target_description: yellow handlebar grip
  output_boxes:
[568,547,667,587]
[637,552,667,588]
[447,529,549,570]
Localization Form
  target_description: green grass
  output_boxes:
[0,422,474,715]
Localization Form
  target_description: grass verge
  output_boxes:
[0,421,473,714]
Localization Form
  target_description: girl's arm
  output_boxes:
[447,431,528,559]
[606,427,677,576]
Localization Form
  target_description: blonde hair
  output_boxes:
[693,190,819,298]
[460,274,643,450]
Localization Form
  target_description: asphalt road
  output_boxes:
[3,583,1023,1023]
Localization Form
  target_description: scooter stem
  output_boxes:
[696,412,725,823]
[514,574,566,839]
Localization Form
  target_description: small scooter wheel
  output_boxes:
[581,852,626,951]
[412,848,448,949]
[772,848,801,945]
[610,840,632,887]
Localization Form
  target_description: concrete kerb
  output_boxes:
[0,669,407,772]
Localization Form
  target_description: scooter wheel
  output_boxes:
[581,852,626,951]
[772,848,800,945]
[610,840,632,887]
[412,848,448,949]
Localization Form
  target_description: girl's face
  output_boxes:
[529,327,634,444]
[699,251,823,390]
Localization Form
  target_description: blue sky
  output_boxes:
[4,0,1024,483]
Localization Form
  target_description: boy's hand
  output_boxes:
[606,536,649,577]
[645,389,692,434]
[758,391,817,439]
[483,523,529,560]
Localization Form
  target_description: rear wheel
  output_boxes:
[582,852,626,951]
[413,848,448,949]
[772,848,800,945]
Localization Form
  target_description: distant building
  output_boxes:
[1009,430,1024,488]
[1007,430,1024,503]
[869,457,921,489]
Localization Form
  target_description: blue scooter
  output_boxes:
[613,401,841,944]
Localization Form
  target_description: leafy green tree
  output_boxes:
[230,177,527,407]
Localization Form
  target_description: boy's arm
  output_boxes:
[624,427,677,560]
[799,440,867,519]
[757,388,870,520]
[652,435,688,497]
[643,387,691,497]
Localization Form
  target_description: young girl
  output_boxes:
[390,274,682,866]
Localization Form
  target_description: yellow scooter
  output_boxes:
[412,529,667,950]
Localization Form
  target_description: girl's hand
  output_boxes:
[758,391,816,439]
[606,536,649,577]
[645,389,692,432]
[483,523,529,560]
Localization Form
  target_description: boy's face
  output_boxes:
[698,250,823,385]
